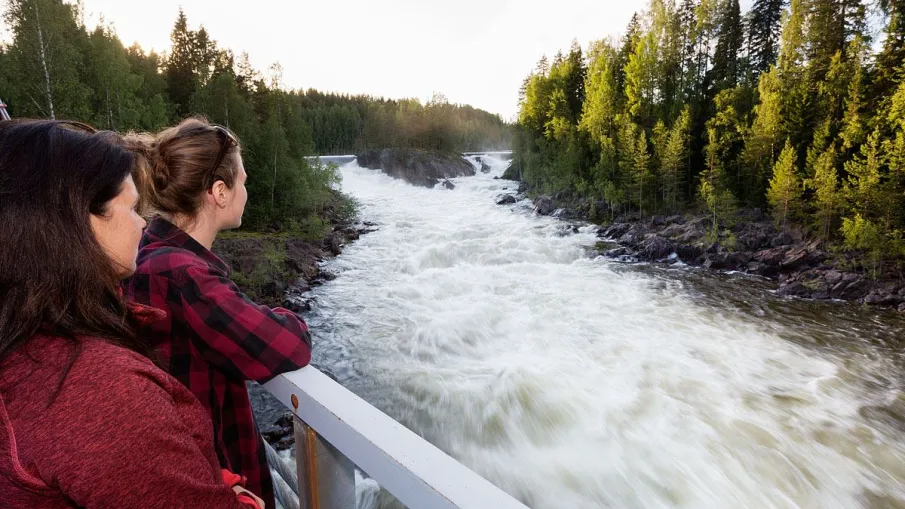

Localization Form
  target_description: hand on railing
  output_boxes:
[232,485,266,509]
[222,469,266,509]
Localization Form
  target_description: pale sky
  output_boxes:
[73,1,754,120]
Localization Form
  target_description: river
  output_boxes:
[306,154,905,509]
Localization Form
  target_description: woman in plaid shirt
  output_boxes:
[125,118,313,509]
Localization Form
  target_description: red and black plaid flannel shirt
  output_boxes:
[126,218,312,509]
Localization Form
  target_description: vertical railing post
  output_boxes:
[0,98,10,121]
[293,399,356,509]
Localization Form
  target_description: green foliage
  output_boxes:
[806,143,842,239]
[1,5,510,233]
[841,213,885,278]
[660,106,691,212]
[511,0,905,269]
[767,140,803,229]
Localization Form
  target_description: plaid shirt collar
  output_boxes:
[144,217,230,275]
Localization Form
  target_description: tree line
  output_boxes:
[0,1,510,230]
[514,0,905,270]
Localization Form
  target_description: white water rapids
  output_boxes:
[304,154,905,509]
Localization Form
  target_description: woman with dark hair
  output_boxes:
[0,120,264,509]
[125,117,312,509]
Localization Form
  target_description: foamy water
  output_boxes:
[304,154,905,509]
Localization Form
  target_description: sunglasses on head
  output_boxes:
[184,124,238,189]
[54,120,99,134]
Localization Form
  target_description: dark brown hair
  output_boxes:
[133,117,241,217]
[0,119,150,365]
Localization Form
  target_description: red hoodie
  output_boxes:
[0,331,260,509]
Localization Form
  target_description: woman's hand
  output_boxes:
[232,485,266,509]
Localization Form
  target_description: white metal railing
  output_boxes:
[263,367,529,509]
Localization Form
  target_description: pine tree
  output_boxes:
[565,40,587,125]
[806,143,842,239]
[678,0,700,102]
[840,80,865,157]
[165,9,199,116]
[661,106,692,211]
[632,130,653,217]
[776,0,813,160]
[617,13,642,95]
[580,40,620,144]
[624,21,659,125]
[747,0,785,76]
[843,129,883,220]
[700,128,737,238]
[874,0,905,102]
[884,81,905,229]
[742,66,783,202]
[712,0,744,89]
[767,140,803,229]
[778,0,807,75]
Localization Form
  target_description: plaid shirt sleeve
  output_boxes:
[174,264,312,382]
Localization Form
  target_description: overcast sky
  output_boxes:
[74,0,754,120]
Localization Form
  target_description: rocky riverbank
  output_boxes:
[594,212,904,311]
[493,189,905,312]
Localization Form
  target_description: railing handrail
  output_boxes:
[264,367,529,509]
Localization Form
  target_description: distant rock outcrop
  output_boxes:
[356,148,475,188]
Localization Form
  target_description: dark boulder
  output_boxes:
[604,246,632,258]
[747,262,780,278]
[777,281,811,297]
[736,230,770,251]
[676,244,704,262]
[753,247,786,266]
[284,296,314,314]
[864,290,904,307]
[324,233,342,256]
[481,161,491,173]
[703,252,748,271]
[660,223,688,238]
[639,236,674,261]
[441,179,456,190]
[495,194,517,205]
[534,196,556,216]
[780,242,826,271]
[771,231,794,247]
[822,270,844,286]
[618,224,648,247]
[831,278,871,300]
[601,222,632,239]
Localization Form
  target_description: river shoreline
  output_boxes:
[504,190,905,313]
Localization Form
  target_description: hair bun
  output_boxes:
[123,132,169,191]
[149,146,169,191]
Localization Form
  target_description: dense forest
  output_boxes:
[514,0,905,269]
[0,0,510,230]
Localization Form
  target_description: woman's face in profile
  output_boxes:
[90,175,147,278]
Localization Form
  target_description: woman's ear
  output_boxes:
[211,180,230,209]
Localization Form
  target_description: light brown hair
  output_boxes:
[131,117,241,217]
